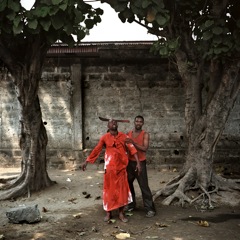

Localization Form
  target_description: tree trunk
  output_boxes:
[153,53,240,206]
[0,69,55,200]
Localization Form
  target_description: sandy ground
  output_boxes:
[0,164,176,222]
[0,164,239,240]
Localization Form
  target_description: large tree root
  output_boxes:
[0,174,56,200]
[153,168,240,207]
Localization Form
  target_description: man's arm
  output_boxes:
[126,132,149,152]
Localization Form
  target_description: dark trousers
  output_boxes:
[127,160,156,212]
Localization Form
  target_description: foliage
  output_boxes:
[0,0,103,49]
[102,0,240,60]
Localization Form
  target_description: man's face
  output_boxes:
[108,120,118,130]
[134,117,144,130]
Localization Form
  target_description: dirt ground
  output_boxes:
[0,164,240,240]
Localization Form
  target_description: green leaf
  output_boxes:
[142,0,151,9]
[13,15,21,28]
[13,22,23,35]
[212,27,223,35]
[95,8,104,15]
[168,39,179,50]
[77,30,86,41]
[114,2,127,12]
[224,39,233,48]
[35,7,50,17]
[85,19,94,29]
[49,7,59,16]
[94,15,102,24]
[51,16,64,29]
[202,31,213,40]
[131,4,145,16]
[62,34,75,47]
[205,20,214,28]
[212,36,222,44]
[221,46,229,52]
[8,0,20,12]
[122,8,134,19]
[152,0,164,8]
[6,11,16,21]
[28,19,38,29]
[52,0,63,5]
[155,14,168,26]
[0,0,7,12]
[40,19,52,31]
[74,10,84,22]
[64,23,73,35]
[213,48,222,54]
[159,46,168,56]
[132,0,142,8]
[118,11,127,23]
[59,3,68,11]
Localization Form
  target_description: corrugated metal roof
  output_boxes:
[47,41,155,55]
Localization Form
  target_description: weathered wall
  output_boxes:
[0,42,239,171]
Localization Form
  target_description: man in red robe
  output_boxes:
[82,119,141,222]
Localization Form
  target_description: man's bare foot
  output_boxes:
[104,211,112,222]
[119,213,128,223]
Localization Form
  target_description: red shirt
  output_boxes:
[127,130,146,161]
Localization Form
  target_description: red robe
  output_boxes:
[87,132,137,211]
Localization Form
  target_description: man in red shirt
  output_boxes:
[82,119,141,222]
[125,115,156,217]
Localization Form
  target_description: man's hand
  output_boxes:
[125,137,134,144]
[81,161,88,171]
[135,162,142,175]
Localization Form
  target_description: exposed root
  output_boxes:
[0,177,16,185]
[0,181,29,200]
[0,173,56,200]
[153,169,240,207]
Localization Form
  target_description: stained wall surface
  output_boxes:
[0,42,239,171]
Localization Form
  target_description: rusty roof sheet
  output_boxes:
[47,41,155,55]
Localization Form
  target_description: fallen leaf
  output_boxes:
[197,220,209,227]
[85,194,91,198]
[42,207,48,212]
[155,222,169,227]
[115,232,130,239]
[68,197,77,203]
[66,177,72,182]
[108,219,116,224]
[91,226,98,232]
[73,213,82,218]
[125,212,133,216]
[77,231,86,236]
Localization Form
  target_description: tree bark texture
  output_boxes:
[153,50,240,206]
[0,40,55,200]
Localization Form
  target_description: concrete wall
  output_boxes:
[0,42,239,171]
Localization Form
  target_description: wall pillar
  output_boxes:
[71,64,83,162]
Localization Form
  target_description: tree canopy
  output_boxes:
[102,0,240,60]
[0,0,103,71]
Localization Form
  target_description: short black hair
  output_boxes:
[135,115,144,121]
